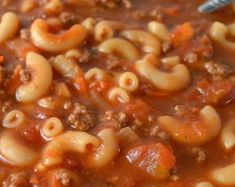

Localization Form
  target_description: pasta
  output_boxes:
[94,20,125,41]
[38,131,100,168]
[98,38,140,61]
[211,162,235,186]
[135,54,190,91]
[147,21,170,42]
[81,17,96,32]
[108,87,130,103]
[51,55,83,79]
[30,18,87,52]
[85,67,111,82]
[195,182,214,187]
[115,72,139,92]
[209,21,235,51]
[45,0,63,14]
[0,130,38,166]
[2,110,26,129]
[85,68,139,92]
[87,128,119,168]
[0,12,20,43]
[121,30,161,55]
[0,1,234,186]
[158,105,221,145]
[41,117,64,139]
[20,0,36,13]
[221,118,235,150]
[16,52,53,102]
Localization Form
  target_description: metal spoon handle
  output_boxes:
[198,0,235,13]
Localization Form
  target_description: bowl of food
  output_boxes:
[0,0,234,186]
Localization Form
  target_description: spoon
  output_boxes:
[198,0,235,13]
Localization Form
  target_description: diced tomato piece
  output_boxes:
[74,77,88,94]
[196,79,233,104]
[171,22,194,45]
[125,99,152,124]
[8,38,40,59]
[126,142,176,180]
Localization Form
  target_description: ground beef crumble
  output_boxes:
[67,102,96,131]
[2,171,29,187]
[204,61,233,80]
[191,147,206,163]
[54,169,73,186]
[103,110,128,128]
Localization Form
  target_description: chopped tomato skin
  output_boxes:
[126,142,176,180]
[171,22,194,45]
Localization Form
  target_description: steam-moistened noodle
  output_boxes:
[0,0,234,186]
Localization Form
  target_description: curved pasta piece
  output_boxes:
[195,182,214,187]
[31,19,87,52]
[211,162,235,186]
[0,130,38,166]
[88,128,119,168]
[98,38,140,62]
[41,117,64,140]
[2,109,26,128]
[115,72,139,92]
[0,12,20,43]
[147,21,170,42]
[85,68,139,92]
[16,52,53,102]
[135,54,190,92]
[221,118,235,151]
[121,30,161,55]
[39,131,100,167]
[51,55,83,79]
[209,21,235,51]
[85,68,111,82]
[108,87,130,103]
[94,20,125,41]
[158,105,221,145]
[81,17,96,32]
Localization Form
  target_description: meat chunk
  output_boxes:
[60,12,80,27]
[103,110,128,128]
[67,102,96,131]
[204,61,233,80]
[191,147,206,163]
[2,171,29,187]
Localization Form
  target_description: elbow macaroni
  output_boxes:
[41,117,64,140]
[85,68,139,92]
[39,131,100,167]
[147,21,170,42]
[51,55,83,79]
[135,54,190,92]
[108,87,130,103]
[121,30,161,55]
[16,52,53,102]
[2,110,26,129]
[98,38,140,61]
[158,105,221,145]
[211,162,235,186]
[0,12,20,43]
[94,20,125,41]
[221,118,235,151]
[209,21,235,51]
[0,130,38,166]
[88,128,119,168]
[31,18,87,52]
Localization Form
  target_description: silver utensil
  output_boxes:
[198,0,235,13]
